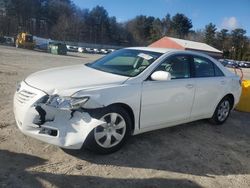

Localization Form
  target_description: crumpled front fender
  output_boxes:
[19,104,105,149]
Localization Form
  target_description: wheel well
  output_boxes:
[224,94,234,109]
[109,103,135,131]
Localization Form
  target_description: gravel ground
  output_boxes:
[0,45,250,188]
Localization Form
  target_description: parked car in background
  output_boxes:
[85,48,94,53]
[4,36,15,46]
[0,36,5,43]
[244,62,250,68]
[100,49,108,54]
[218,59,228,66]
[228,61,239,68]
[78,47,85,53]
[66,45,78,52]
[14,47,241,154]
[239,61,250,68]
[107,49,115,53]
[222,60,239,68]
[219,59,250,69]
[93,48,100,54]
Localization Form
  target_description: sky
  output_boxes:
[73,0,250,35]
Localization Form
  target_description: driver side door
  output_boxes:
[140,54,196,130]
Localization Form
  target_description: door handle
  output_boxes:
[186,84,194,89]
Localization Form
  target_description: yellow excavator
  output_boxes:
[15,32,35,49]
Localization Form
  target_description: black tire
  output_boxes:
[84,105,132,154]
[210,97,232,125]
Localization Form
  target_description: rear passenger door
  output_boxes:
[190,55,226,119]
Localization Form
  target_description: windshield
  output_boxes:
[86,49,162,77]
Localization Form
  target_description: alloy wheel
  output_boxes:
[217,100,230,122]
[94,113,126,148]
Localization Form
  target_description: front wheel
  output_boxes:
[210,97,232,125]
[84,106,132,154]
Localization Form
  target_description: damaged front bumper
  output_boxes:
[13,82,105,149]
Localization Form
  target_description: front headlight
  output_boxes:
[46,95,89,110]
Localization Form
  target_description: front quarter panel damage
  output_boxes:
[22,104,105,149]
[69,84,142,134]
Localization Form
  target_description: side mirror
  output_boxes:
[151,71,171,81]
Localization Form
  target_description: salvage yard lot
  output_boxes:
[0,45,250,188]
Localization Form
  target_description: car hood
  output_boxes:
[25,64,129,95]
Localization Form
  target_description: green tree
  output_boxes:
[162,14,172,36]
[204,23,217,46]
[126,15,153,45]
[4,0,43,34]
[216,29,228,49]
[1,0,249,51]
[230,28,248,60]
[171,13,192,38]
[216,29,230,58]
[46,0,74,38]
[88,5,110,44]
[149,18,163,42]
[186,29,204,42]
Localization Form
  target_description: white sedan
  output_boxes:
[14,47,241,154]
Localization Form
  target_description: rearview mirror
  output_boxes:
[151,71,171,81]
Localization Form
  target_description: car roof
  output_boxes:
[125,47,177,54]
[125,47,218,61]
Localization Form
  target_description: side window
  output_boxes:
[155,55,191,79]
[214,64,225,76]
[193,56,215,77]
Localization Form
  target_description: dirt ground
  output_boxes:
[0,45,250,188]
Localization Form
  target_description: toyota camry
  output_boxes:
[14,47,242,154]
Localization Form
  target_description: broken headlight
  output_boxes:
[46,95,89,110]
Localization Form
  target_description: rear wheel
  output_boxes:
[210,97,232,125]
[84,105,132,154]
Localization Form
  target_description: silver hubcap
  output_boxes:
[217,100,230,122]
[94,113,126,148]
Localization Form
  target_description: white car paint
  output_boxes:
[13,47,242,149]
[25,64,129,95]
[140,78,196,129]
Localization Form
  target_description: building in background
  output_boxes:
[149,36,223,59]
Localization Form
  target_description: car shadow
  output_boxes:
[0,150,201,188]
[65,110,250,177]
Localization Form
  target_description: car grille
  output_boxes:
[16,90,36,104]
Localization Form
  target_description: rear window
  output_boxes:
[214,64,224,76]
[193,57,214,77]
[193,56,224,77]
